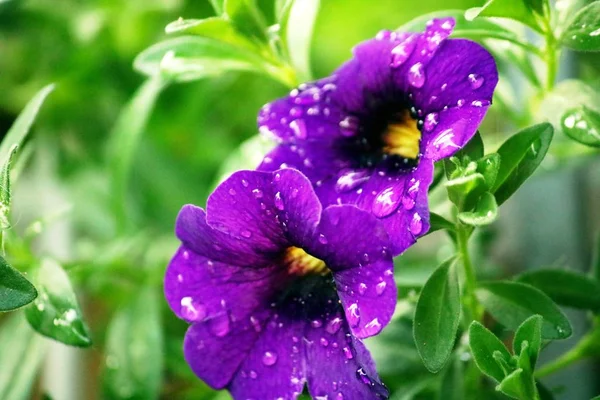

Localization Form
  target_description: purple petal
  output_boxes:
[228,315,306,399]
[307,205,396,338]
[305,312,388,399]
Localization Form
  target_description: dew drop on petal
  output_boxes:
[320,337,329,347]
[326,317,343,334]
[262,351,278,366]
[409,213,423,235]
[250,316,262,332]
[311,319,323,328]
[241,179,249,187]
[423,112,439,132]
[343,347,354,359]
[252,188,263,199]
[209,313,231,337]
[376,281,387,296]
[180,297,206,321]
[408,62,426,88]
[241,230,252,238]
[318,234,328,244]
[249,370,258,379]
[372,186,402,218]
[290,119,307,139]
[336,393,344,400]
[363,318,382,336]
[289,107,303,118]
[347,303,360,327]
[358,283,367,295]
[339,116,360,137]
[468,73,484,89]
[390,36,417,68]
[335,170,370,193]
[274,192,285,210]
[228,188,236,195]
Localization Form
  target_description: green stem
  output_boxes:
[457,224,480,323]
[535,328,600,378]
[543,12,558,91]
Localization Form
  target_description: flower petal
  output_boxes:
[305,311,388,399]
[307,205,396,338]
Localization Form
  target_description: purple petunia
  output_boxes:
[165,168,396,399]
[257,17,498,256]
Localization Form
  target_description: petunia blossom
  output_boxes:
[165,168,396,399]
[257,17,498,255]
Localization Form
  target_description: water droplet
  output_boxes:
[289,107,303,118]
[241,179,249,187]
[376,29,392,40]
[371,186,402,218]
[262,351,278,366]
[293,87,321,105]
[336,393,344,400]
[363,318,382,336]
[241,230,252,238]
[180,297,206,321]
[408,62,426,88]
[343,347,354,359]
[468,73,484,89]
[347,303,360,327]
[274,192,285,210]
[358,283,367,295]
[591,28,600,37]
[252,188,263,199]
[320,337,329,347]
[409,213,423,235]
[250,316,261,332]
[362,253,370,264]
[423,112,439,132]
[457,98,466,107]
[290,119,307,139]
[209,313,230,337]
[390,36,417,68]
[249,370,258,379]
[182,250,190,260]
[318,234,328,244]
[311,319,323,328]
[326,317,343,334]
[471,99,490,107]
[292,345,299,353]
[356,368,373,386]
[339,116,360,137]
[375,281,387,296]
[335,170,370,192]
[228,188,236,196]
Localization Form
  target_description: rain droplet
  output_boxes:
[241,230,252,238]
[209,313,230,337]
[336,393,344,400]
[290,119,307,139]
[241,179,249,187]
[249,370,258,379]
[347,303,360,327]
[250,316,261,332]
[409,213,423,235]
[289,107,303,118]
[274,192,285,210]
[311,319,323,328]
[358,283,367,295]
[293,88,321,105]
[326,317,343,334]
[371,186,402,218]
[180,297,206,321]
[318,234,328,244]
[363,318,382,336]
[228,188,236,195]
[390,36,417,67]
[468,73,484,89]
[376,29,392,41]
[320,337,329,347]
[343,347,354,359]
[262,351,278,366]
[252,189,263,199]
[423,112,439,132]
[408,62,426,88]
[457,99,466,107]
[471,99,490,107]
[339,116,360,137]
[375,281,387,296]
[335,170,370,192]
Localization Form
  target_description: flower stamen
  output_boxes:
[382,110,421,159]
[283,247,329,276]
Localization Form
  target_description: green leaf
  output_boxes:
[513,315,543,367]
[0,144,18,228]
[413,258,461,372]
[102,287,163,400]
[224,0,268,42]
[593,232,600,282]
[164,17,259,53]
[439,355,464,400]
[560,1,600,51]
[210,0,225,14]
[495,368,529,399]
[0,314,48,400]
[476,281,572,340]
[466,0,543,33]
[134,36,271,83]
[25,259,91,347]
[445,172,487,210]
[476,153,500,189]
[0,84,54,167]
[468,321,512,382]
[561,106,600,147]
[458,192,498,226]
[428,212,456,234]
[517,269,600,311]
[284,0,320,82]
[492,123,554,205]
[106,77,165,230]
[0,255,37,311]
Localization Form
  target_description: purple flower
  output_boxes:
[165,168,396,399]
[257,17,498,255]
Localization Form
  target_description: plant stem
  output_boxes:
[457,224,480,323]
[543,11,558,91]
[535,327,600,378]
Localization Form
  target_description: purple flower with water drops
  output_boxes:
[165,168,396,399]
[257,17,498,255]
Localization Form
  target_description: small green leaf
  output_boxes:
[561,2,600,51]
[428,212,456,234]
[224,0,268,42]
[466,0,543,33]
[468,321,512,382]
[495,368,529,399]
[458,192,498,226]
[476,153,500,189]
[445,172,487,210]
[284,0,319,82]
[0,145,18,229]
[513,315,543,367]
[0,255,37,311]
[476,281,572,340]
[561,106,600,147]
[492,123,554,205]
[210,0,225,14]
[102,287,163,400]
[444,131,484,179]
[0,314,48,400]
[414,258,461,372]
[164,17,259,53]
[517,269,600,312]
[25,259,91,347]
[0,84,54,167]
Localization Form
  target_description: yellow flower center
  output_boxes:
[382,110,421,159]
[283,247,329,276]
